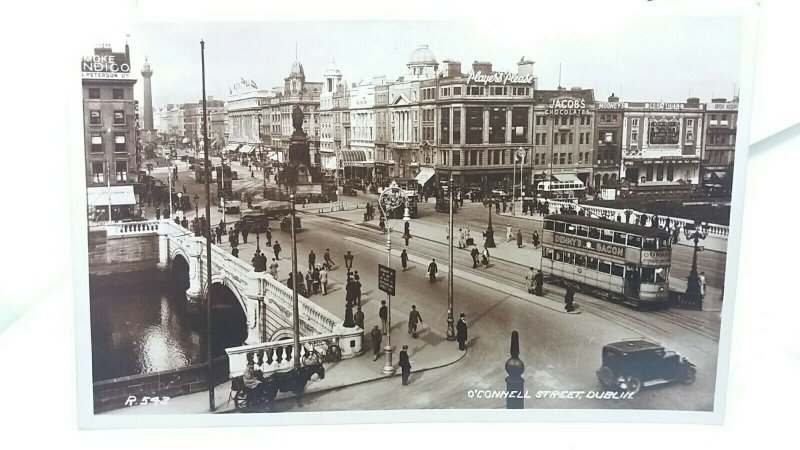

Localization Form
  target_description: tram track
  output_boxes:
[305,213,721,343]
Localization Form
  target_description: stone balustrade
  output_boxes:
[106,220,163,238]
[544,200,729,238]
[226,332,347,377]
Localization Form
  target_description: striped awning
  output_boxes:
[86,186,136,206]
[223,144,241,152]
[239,144,255,153]
[339,149,371,166]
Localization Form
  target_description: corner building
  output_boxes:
[433,58,537,192]
[82,43,139,221]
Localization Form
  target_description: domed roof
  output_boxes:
[323,60,341,77]
[290,61,305,78]
[408,45,437,66]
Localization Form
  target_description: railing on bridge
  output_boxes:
[544,200,730,238]
[106,220,164,238]
[225,332,341,377]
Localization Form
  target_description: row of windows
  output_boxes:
[542,246,669,283]
[535,115,593,126]
[90,161,129,183]
[89,133,128,153]
[542,247,626,277]
[544,220,671,250]
[89,110,127,126]
[533,152,592,166]
[87,88,125,100]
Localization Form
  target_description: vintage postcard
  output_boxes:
[72,1,755,427]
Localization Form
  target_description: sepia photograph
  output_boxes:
[74,2,752,425]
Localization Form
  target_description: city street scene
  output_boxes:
[80,16,743,418]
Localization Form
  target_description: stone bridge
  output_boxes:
[106,220,363,371]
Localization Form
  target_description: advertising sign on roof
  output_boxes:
[81,52,133,80]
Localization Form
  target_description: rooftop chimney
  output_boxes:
[711,97,726,103]
[472,61,492,74]
[517,57,534,76]
[442,59,462,78]
[687,97,700,106]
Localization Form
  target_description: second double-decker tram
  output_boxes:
[540,214,673,309]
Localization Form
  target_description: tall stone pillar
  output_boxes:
[483,108,490,144]
[156,220,170,270]
[243,271,266,345]
[185,238,204,305]
[141,58,154,132]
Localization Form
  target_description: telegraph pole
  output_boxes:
[201,39,215,412]
[446,175,455,340]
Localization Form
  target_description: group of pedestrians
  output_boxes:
[369,303,469,386]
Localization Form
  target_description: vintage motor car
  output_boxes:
[280,215,302,232]
[595,339,696,395]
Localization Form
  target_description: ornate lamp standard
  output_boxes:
[485,195,496,248]
[446,175,456,340]
[377,181,409,375]
[194,194,199,217]
[684,221,709,297]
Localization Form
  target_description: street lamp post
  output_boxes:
[377,181,409,375]
[194,194,199,217]
[289,194,301,370]
[485,196,496,248]
[684,221,709,297]
[446,175,455,340]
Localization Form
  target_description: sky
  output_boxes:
[91,15,744,109]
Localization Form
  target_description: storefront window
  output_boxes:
[511,107,528,143]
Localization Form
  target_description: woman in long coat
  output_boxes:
[516,229,523,248]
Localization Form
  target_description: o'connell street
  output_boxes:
[82,19,738,416]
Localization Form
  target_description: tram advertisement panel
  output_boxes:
[552,234,626,259]
[641,250,671,266]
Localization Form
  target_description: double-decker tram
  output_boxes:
[540,214,673,309]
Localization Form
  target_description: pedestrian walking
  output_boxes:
[231,247,239,258]
[506,224,513,242]
[428,259,438,283]
[482,247,490,268]
[371,325,383,361]
[525,267,536,293]
[308,250,316,271]
[399,345,411,386]
[401,249,409,271]
[565,285,576,312]
[266,227,272,246]
[379,300,388,335]
[215,226,222,244]
[532,230,540,247]
[155,207,161,220]
[305,272,313,296]
[273,241,282,260]
[699,272,707,297]
[354,306,365,330]
[456,313,468,351]
[269,258,279,279]
[465,226,471,240]
[320,266,328,295]
[324,248,335,268]
[241,224,249,244]
[517,229,523,248]
[379,216,386,233]
[408,305,423,338]
[252,249,264,272]
[470,246,480,268]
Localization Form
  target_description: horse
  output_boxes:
[261,361,325,411]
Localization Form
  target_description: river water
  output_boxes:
[90,271,247,382]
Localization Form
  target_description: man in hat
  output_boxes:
[354,306,365,330]
[370,325,383,361]
[379,300,388,335]
[456,313,468,351]
[399,345,412,386]
[408,305,423,338]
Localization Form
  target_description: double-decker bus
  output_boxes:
[540,214,672,309]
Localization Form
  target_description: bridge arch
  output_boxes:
[270,327,294,342]
[170,254,190,294]
[207,281,248,350]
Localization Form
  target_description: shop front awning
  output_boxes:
[181,137,190,144]
[415,167,436,185]
[239,144,255,153]
[224,143,241,152]
[339,149,371,167]
[87,185,136,207]
[553,173,583,184]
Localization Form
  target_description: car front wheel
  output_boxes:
[680,365,697,385]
